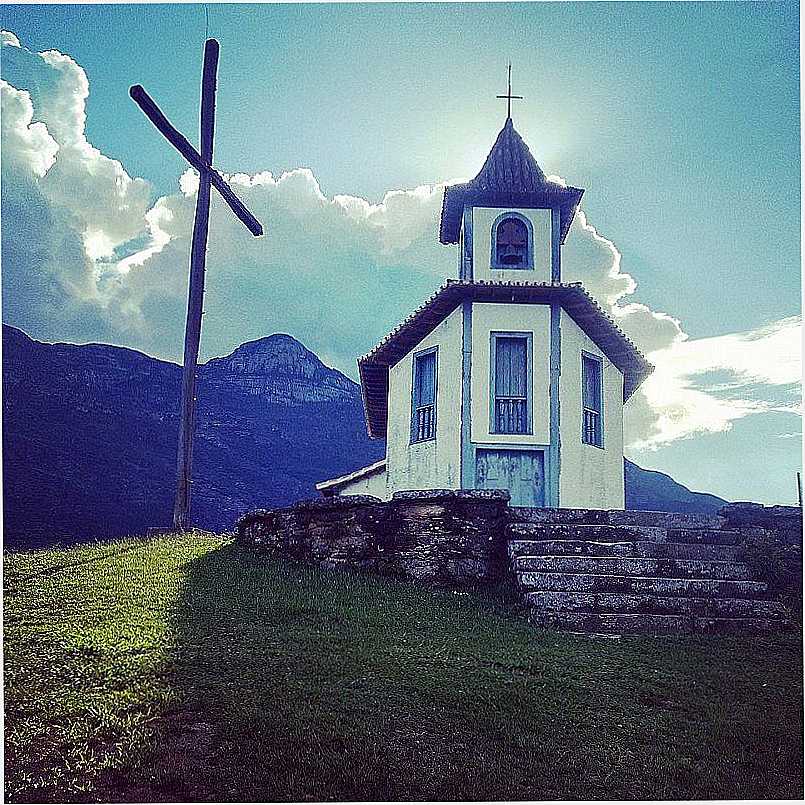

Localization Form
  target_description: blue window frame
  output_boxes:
[582,352,603,447]
[411,347,437,443]
[490,333,532,434]
[491,211,533,270]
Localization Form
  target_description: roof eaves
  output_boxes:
[358,279,654,436]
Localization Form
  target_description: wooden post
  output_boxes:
[797,471,802,509]
[174,39,218,531]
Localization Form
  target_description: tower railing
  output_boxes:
[495,396,528,434]
[583,407,601,446]
[413,404,436,441]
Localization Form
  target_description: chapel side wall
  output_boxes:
[471,207,552,283]
[386,307,463,493]
[470,302,551,445]
[336,469,390,500]
[559,310,625,509]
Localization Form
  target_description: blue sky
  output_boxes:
[1,2,801,504]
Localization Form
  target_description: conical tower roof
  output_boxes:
[439,118,584,245]
[473,117,548,191]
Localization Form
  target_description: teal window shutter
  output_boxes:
[411,349,437,442]
[493,336,529,433]
[582,353,603,447]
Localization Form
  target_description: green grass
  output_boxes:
[4,534,803,802]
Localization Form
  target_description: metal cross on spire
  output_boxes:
[130,39,264,531]
[496,62,523,120]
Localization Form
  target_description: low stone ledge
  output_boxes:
[293,494,383,511]
[391,488,510,502]
[236,495,383,528]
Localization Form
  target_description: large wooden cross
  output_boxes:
[130,39,263,531]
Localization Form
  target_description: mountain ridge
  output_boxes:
[1,323,727,548]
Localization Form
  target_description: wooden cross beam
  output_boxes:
[130,39,263,531]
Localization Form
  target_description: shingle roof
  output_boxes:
[439,118,584,245]
[358,279,653,438]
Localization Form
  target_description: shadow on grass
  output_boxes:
[107,541,804,802]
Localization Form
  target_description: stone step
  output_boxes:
[507,522,670,543]
[514,555,753,580]
[524,590,788,619]
[666,528,741,545]
[509,507,724,530]
[605,510,725,529]
[507,522,745,546]
[508,538,743,561]
[529,611,786,635]
[510,507,611,525]
[517,571,768,598]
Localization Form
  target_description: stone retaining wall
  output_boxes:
[236,490,511,586]
[236,494,802,589]
[720,502,803,544]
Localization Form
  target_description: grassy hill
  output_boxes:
[4,535,803,802]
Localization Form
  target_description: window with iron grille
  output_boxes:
[411,348,437,443]
[491,212,533,270]
[492,335,531,434]
[582,353,603,447]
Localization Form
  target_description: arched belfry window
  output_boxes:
[491,212,533,270]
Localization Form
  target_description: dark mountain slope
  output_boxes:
[2,324,727,548]
[2,326,382,547]
[625,459,727,513]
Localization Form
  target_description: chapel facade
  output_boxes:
[318,116,652,509]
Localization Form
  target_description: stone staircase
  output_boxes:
[507,508,791,635]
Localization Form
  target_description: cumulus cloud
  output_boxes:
[1,35,152,342]
[1,29,800,454]
[0,80,59,177]
[625,316,802,450]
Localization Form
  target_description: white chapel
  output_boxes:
[318,110,653,509]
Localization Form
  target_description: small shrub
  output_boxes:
[740,532,803,625]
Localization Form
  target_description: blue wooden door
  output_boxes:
[475,449,544,507]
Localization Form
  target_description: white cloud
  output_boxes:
[0,80,59,177]
[668,316,801,388]
[625,316,802,451]
[1,30,21,48]
[1,29,800,455]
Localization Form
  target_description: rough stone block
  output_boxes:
[666,528,741,545]
[514,555,752,581]
[517,571,767,598]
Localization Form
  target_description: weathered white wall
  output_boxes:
[559,310,625,509]
[336,468,390,500]
[471,207,552,282]
[386,306,464,493]
[470,302,551,445]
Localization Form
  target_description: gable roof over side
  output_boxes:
[316,459,387,495]
[358,279,654,438]
[439,118,584,245]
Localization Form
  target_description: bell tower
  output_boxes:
[439,68,584,285]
